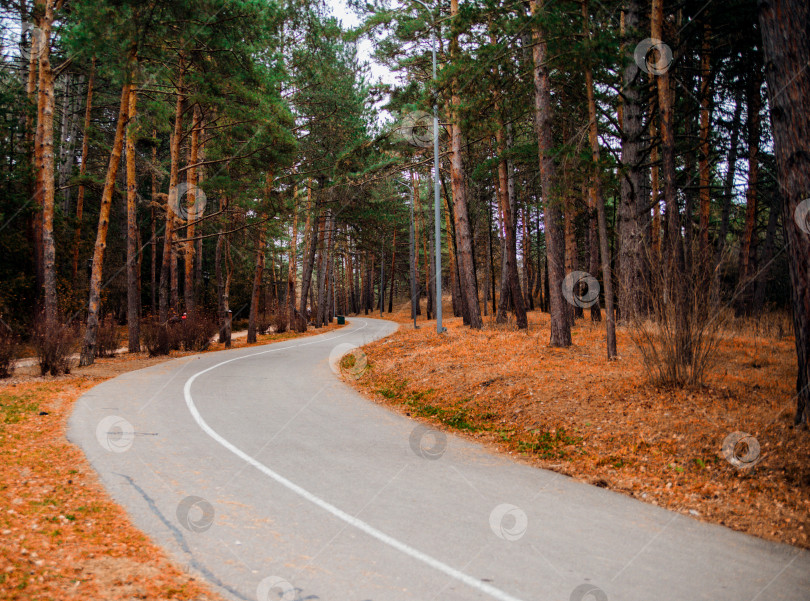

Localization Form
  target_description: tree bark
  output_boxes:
[718,89,743,260]
[530,0,571,346]
[159,66,184,323]
[449,0,482,328]
[150,128,158,313]
[126,74,139,352]
[757,0,810,424]
[298,180,317,329]
[652,0,684,281]
[216,196,231,345]
[753,192,780,314]
[247,226,266,343]
[286,186,299,330]
[388,231,396,313]
[79,81,130,366]
[34,0,58,325]
[618,2,646,320]
[738,67,763,314]
[698,23,713,263]
[28,4,43,309]
[184,104,201,313]
[584,0,616,357]
[72,60,95,281]
[494,130,527,328]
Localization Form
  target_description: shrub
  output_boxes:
[274,311,289,334]
[627,253,725,387]
[0,327,17,378]
[141,318,170,356]
[32,316,79,376]
[95,317,121,357]
[178,312,218,352]
[167,321,183,350]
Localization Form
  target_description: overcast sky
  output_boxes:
[326,0,397,87]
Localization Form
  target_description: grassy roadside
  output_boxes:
[0,321,344,601]
[345,304,810,549]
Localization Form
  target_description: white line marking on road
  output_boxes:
[183,320,526,601]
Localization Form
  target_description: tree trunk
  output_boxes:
[650,101,662,265]
[564,194,579,324]
[753,192,780,314]
[757,0,810,424]
[28,6,43,310]
[495,123,527,328]
[618,0,646,320]
[126,76,139,352]
[718,89,743,260]
[184,104,201,313]
[216,196,231,345]
[247,226,266,343]
[298,181,316,329]
[534,208,544,310]
[316,210,332,327]
[159,67,184,323]
[483,197,492,317]
[652,0,684,281]
[530,0,571,346]
[738,67,763,314]
[584,0,616,357]
[287,186,299,330]
[523,204,534,311]
[79,81,130,366]
[57,72,80,215]
[449,0,482,328]
[444,181,464,318]
[698,23,713,263]
[388,231,396,313]
[150,128,158,313]
[34,0,57,325]
[72,60,95,281]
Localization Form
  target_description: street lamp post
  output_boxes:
[405,0,444,334]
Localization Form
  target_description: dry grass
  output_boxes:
[352,299,810,549]
[0,320,344,600]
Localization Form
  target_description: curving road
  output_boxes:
[69,317,809,601]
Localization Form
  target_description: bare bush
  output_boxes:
[274,311,288,334]
[141,318,170,356]
[32,316,79,376]
[626,252,726,387]
[177,312,218,352]
[95,317,122,357]
[0,327,17,378]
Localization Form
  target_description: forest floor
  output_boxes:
[347,301,810,550]
[0,321,343,601]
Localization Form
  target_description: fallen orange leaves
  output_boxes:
[0,321,344,600]
[351,303,810,549]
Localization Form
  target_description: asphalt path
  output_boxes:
[69,317,809,601]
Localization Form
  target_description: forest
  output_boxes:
[0,0,808,427]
